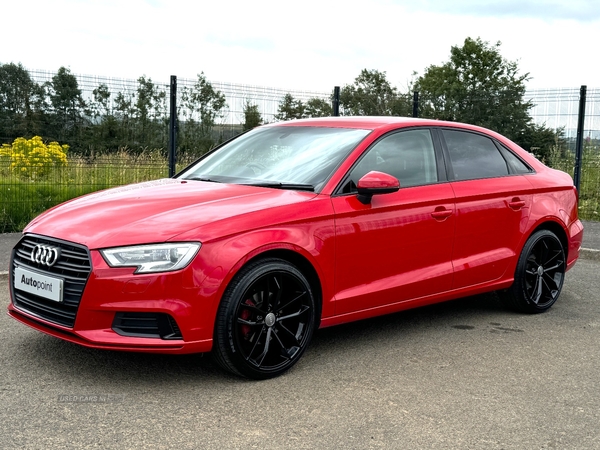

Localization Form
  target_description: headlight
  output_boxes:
[100,243,201,274]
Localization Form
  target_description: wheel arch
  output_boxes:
[527,219,569,260]
[501,220,568,313]
[233,248,324,327]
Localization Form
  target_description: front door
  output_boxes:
[332,129,456,314]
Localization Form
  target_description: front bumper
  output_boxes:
[8,236,220,354]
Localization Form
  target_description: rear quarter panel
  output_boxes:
[520,167,582,268]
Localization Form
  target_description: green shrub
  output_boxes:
[2,136,68,179]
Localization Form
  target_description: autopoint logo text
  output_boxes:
[20,274,53,293]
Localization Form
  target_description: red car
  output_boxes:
[8,117,583,379]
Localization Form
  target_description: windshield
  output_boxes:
[177,126,370,192]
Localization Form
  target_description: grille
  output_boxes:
[11,234,92,328]
[112,312,183,340]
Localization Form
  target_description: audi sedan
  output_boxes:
[8,117,583,379]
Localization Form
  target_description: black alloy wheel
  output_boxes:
[502,229,566,313]
[213,258,317,379]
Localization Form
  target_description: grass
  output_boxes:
[1,146,599,233]
[545,144,600,221]
[0,150,195,232]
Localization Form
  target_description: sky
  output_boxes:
[2,0,599,93]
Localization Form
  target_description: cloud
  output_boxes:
[2,0,598,91]
[205,34,277,52]
[406,0,600,22]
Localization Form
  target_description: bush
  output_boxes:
[1,136,68,179]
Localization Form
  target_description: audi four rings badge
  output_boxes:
[31,245,61,267]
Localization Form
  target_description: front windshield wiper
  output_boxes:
[243,182,315,192]
[185,177,314,192]
[186,176,222,183]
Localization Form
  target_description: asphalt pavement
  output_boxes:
[2,256,600,449]
[2,221,600,449]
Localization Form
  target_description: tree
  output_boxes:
[273,94,332,121]
[304,98,332,118]
[46,66,86,143]
[179,72,227,154]
[339,69,409,116]
[90,83,111,118]
[243,99,262,130]
[113,90,136,146]
[274,93,305,121]
[520,124,567,162]
[134,76,167,149]
[413,37,554,155]
[83,83,122,152]
[0,63,45,139]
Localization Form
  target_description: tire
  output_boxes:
[501,229,566,314]
[213,258,317,379]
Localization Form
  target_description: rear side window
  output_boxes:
[498,145,533,174]
[442,130,509,181]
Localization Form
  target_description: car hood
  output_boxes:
[24,179,317,249]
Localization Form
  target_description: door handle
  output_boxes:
[508,198,526,210]
[431,208,453,220]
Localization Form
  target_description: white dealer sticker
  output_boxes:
[14,267,64,303]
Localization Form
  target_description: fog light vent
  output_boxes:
[112,312,183,340]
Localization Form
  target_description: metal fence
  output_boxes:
[1,68,599,232]
[14,70,599,150]
[526,87,600,140]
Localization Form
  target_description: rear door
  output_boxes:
[438,128,534,289]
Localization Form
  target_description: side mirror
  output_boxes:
[356,171,400,204]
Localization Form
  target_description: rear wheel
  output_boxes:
[501,229,566,313]
[213,258,317,379]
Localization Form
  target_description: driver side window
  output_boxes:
[344,129,438,192]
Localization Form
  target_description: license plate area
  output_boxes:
[14,267,64,303]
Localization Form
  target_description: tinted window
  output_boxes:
[498,145,533,174]
[346,129,438,190]
[443,130,509,181]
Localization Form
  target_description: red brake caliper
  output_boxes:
[240,299,254,338]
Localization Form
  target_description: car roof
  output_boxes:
[263,116,521,151]
[265,116,481,132]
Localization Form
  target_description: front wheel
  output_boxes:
[501,229,566,313]
[212,258,317,379]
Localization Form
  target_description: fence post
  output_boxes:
[168,75,177,177]
[332,86,340,116]
[412,91,419,118]
[573,85,587,191]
